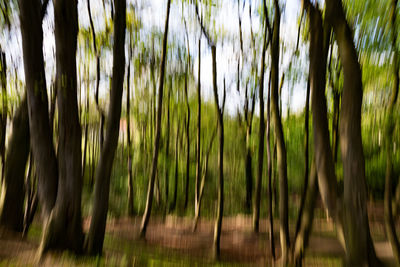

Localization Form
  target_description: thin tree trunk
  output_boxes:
[326,0,380,264]
[194,36,201,215]
[384,0,400,262]
[169,119,180,212]
[0,96,30,232]
[140,0,171,238]
[184,61,190,211]
[86,0,126,255]
[211,46,225,260]
[266,71,275,259]
[252,0,269,232]
[127,41,134,216]
[164,78,171,214]
[0,51,7,184]
[270,0,290,263]
[23,152,37,237]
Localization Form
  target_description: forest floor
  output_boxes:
[0,200,398,266]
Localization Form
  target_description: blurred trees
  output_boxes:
[0,0,399,264]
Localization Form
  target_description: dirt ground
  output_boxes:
[0,201,398,266]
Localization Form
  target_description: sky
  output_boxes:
[0,0,306,117]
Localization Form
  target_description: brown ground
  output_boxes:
[0,201,397,266]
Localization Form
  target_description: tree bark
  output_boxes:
[39,0,84,254]
[194,36,201,215]
[140,0,171,238]
[325,0,380,264]
[211,46,225,260]
[270,0,290,263]
[0,97,30,232]
[266,69,275,260]
[19,0,58,222]
[0,51,7,185]
[184,58,190,211]
[86,0,126,255]
[252,0,269,232]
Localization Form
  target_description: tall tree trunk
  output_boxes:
[194,36,201,215]
[305,0,346,251]
[19,0,58,223]
[270,0,290,263]
[39,0,84,254]
[86,0,126,255]
[211,46,225,260]
[184,64,190,211]
[266,70,275,259]
[140,0,171,238]
[252,0,269,232]
[164,78,171,214]
[384,0,400,262]
[325,0,380,264]
[0,51,7,184]
[127,41,134,216]
[0,97,30,232]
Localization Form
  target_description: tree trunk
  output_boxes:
[184,66,190,211]
[266,68,275,260]
[39,0,84,254]
[0,97,30,232]
[194,37,201,215]
[139,0,171,238]
[252,1,269,232]
[270,0,290,263]
[325,0,380,264]
[164,78,171,214]
[86,0,126,255]
[211,45,224,260]
[19,0,58,222]
[170,119,180,212]
[0,51,7,185]
[384,0,400,262]
[127,42,134,217]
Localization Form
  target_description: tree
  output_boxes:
[86,0,126,255]
[270,0,290,263]
[19,0,58,225]
[325,0,380,264]
[140,0,172,238]
[39,0,84,254]
[252,0,270,233]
